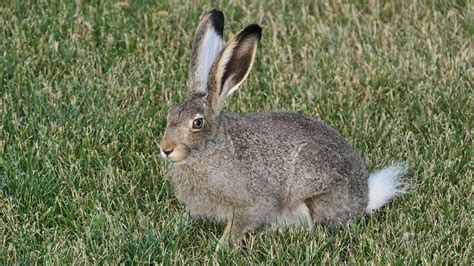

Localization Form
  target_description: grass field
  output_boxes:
[0,0,472,264]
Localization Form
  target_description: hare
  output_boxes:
[159,9,408,249]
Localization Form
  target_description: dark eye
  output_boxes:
[192,118,204,130]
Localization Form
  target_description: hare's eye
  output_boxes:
[192,118,204,130]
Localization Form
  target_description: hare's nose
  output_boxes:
[163,148,174,156]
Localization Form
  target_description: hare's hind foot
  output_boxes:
[267,202,313,229]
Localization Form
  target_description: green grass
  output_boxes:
[0,0,471,264]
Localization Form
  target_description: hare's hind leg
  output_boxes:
[304,186,364,225]
[291,143,367,225]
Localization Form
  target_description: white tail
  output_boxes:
[365,163,409,213]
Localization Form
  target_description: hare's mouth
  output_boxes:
[160,144,189,163]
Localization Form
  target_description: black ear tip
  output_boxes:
[242,24,262,39]
[207,9,224,35]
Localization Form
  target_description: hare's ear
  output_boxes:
[188,9,224,96]
[207,24,261,113]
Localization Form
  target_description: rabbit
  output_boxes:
[159,9,408,249]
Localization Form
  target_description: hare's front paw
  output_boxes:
[215,222,245,252]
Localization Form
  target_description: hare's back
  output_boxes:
[226,111,357,157]
[224,111,367,185]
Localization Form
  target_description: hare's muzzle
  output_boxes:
[159,137,189,163]
[159,139,175,160]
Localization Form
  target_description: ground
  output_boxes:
[0,1,471,264]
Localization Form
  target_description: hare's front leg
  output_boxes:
[216,222,233,251]
[215,217,252,251]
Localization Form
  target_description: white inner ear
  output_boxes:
[214,42,237,93]
[195,28,223,94]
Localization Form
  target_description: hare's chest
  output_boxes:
[170,166,232,221]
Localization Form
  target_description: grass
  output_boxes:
[0,0,471,264]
